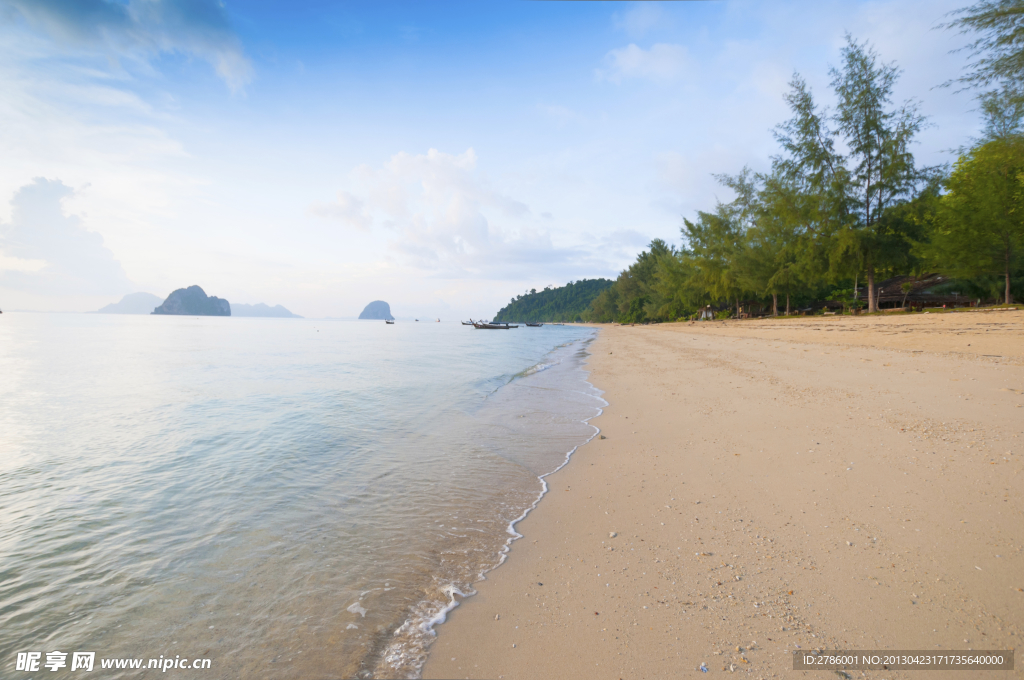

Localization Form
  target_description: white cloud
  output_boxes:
[0,24,208,304]
[596,43,689,84]
[1,0,253,91]
[314,148,596,279]
[0,252,47,273]
[0,178,133,296]
[310,191,372,230]
[612,3,671,40]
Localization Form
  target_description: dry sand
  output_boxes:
[423,311,1024,679]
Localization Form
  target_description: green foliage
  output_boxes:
[926,136,1024,302]
[977,85,1024,142]
[622,296,649,324]
[585,240,675,322]
[831,37,926,224]
[493,279,614,322]
[826,37,930,311]
[587,284,621,322]
[733,170,807,303]
[825,288,864,312]
[942,0,1024,96]
[649,249,702,320]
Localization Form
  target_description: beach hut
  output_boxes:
[873,274,973,310]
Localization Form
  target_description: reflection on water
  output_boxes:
[0,314,602,678]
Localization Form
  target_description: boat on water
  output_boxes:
[525,322,543,327]
[472,321,518,329]
[385,319,395,324]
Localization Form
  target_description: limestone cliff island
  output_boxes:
[152,286,230,316]
[358,300,394,320]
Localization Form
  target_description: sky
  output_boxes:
[0,0,984,318]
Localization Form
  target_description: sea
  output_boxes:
[0,314,603,679]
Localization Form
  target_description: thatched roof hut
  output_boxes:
[873,274,973,309]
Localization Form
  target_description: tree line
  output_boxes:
[585,11,1024,323]
[493,278,614,322]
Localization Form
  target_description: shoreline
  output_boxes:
[376,331,605,678]
[423,312,1023,679]
[418,335,608,661]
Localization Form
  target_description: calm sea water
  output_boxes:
[0,314,603,678]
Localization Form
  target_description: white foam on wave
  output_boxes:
[379,581,470,675]
[504,397,607,547]
[503,338,606,537]
[518,359,558,378]
[421,582,468,632]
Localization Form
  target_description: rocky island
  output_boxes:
[152,286,230,316]
[358,300,394,320]
[94,292,165,314]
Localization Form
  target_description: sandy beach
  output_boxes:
[423,311,1024,679]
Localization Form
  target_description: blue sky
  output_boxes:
[0,0,981,317]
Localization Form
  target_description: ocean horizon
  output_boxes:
[0,314,604,678]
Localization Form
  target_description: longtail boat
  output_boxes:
[473,321,517,329]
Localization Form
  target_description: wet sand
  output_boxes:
[423,311,1024,679]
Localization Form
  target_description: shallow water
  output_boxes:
[0,314,602,678]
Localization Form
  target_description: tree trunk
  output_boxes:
[1007,246,1014,305]
[772,293,778,316]
[736,299,741,317]
[853,273,858,301]
[866,261,877,313]
[786,294,791,316]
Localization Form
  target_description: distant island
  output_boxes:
[231,303,302,318]
[94,292,164,314]
[358,300,394,320]
[152,286,230,316]
[493,279,614,323]
[96,291,299,318]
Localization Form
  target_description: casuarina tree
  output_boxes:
[830,36,928,312]
[943,0,1024,99]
